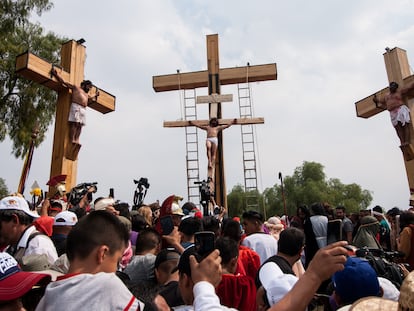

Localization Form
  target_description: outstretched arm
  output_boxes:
[51,67,75,89]
[189,120,208,130]
[217,118,237,131]
[372,93,386,107]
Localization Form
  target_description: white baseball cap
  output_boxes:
[0,196,39,218]
[53,211,78,226]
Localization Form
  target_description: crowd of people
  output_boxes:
[0,185,414,311]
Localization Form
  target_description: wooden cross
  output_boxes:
[153,34,277,209]
[15,40,116,191]
[355,47,414,204]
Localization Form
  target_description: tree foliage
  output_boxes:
[0,178,9,198]
[1,0,66,157]
[227,161,373,217]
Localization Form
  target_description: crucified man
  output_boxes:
[189,118,237,168]
[51,68,99,145]
[373,81,414,145]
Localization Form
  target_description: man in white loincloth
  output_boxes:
[51,68,99,144]
[373,81,414,145]
[189,118,237,168]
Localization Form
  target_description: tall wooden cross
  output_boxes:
[15,40,116,192]
[153,34,277,209]
[355,47,414,204]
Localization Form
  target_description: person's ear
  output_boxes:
[12,214,19,224]
[97,245,109,264]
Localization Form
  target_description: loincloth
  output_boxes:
[68,102,86,125]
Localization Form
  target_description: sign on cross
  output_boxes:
[15,40,116,191]
[153,34,276,209]
[355,47,414,204]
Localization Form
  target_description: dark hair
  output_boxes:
[242,210,264,223]
[209,117,218,127]
[390,81,399,88]
[0,209,33,225]
[81,80,92,87]
[135,228,161,254]
[66,210,129,261]
[178,217,202,236]
[215,237,238,265]
[278,227,305,256]
[372,205,383,214]
[399,211,414,230]
[336,206,346,212]
[222,219,242,242]
[131,213,150,232]
[310,203,326,216]
[202,216,220,235]
[114,202,131,219]
[297,205,310,218]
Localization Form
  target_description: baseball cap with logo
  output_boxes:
[53,211,78,226]
[0,196,39,218]
[0,252,51,301]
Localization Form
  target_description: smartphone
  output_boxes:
[160,215,174,235]
[109,188,114,198]
[195,231,216,257]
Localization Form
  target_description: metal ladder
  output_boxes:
[237,83,259,210]
[183,89,201,205]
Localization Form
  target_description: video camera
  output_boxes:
[68,182,97,206]
[133,177,149,209]
[194,179,212,214]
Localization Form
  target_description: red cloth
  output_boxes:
[235,245,261,281]
[216,274,256,311]
[33,216,54,236]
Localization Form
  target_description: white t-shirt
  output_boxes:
[241,232,278,264]
[18,225,58,264]
[36,272,144,311]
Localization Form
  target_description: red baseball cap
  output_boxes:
[0,252,51,301]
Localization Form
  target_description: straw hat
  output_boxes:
[350,270,414,310]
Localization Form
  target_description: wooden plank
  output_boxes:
[15,52,68,91]
[355,88,387,118]
[163,117,264,128]
[87,88,116,114]
[15,51,115,114]
[196,93,233,104]
[220,63,277,85]
[401,143,414,161]
[153,63,277,92]
[355,75,414,118]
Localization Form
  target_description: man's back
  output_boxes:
[242,233,278,264]
[36,272,142,310]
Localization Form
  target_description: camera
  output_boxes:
[134,178,150,189]
[133,177,149,209]
[68,182,98,206]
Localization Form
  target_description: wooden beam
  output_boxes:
[15,51,116,114]
[16,52,69,92]
[355,74,414,118]
[153,63,277,92]
[163,117,264,128]
[196,93,233,104]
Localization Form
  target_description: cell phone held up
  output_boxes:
[160,215,174,235]
[195,231,216,257]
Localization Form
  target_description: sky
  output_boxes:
[2,0,414,212]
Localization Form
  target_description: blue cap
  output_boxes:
[332,257,380,304]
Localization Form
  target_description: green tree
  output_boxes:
[0,178,9,198]
[1,0,66,157]
[227,184,265,217]
[261,161,372,216]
